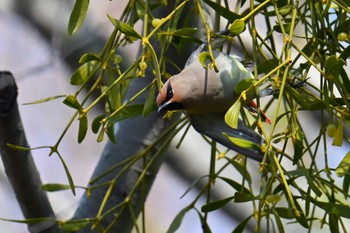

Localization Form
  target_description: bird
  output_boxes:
[156,50,269,161]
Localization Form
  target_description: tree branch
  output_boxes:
[0,71,61,233]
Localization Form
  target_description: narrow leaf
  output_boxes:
[194,208,212,233]
[78,114,88,143]
[68,0,90,35]
[6,143,31,151]
[63,95,83,111]
[232,215,252,233]
[41,183,71,192]
[312,199,350,218]
[234,192,257,202]
[224,98,241,129]
[107,15,141,39]
[0,217,52,225]
[166,206,192,233]
[91,115,105,134]
[105,123,116,144]
[272,208,285,233]
[229,19,245,36]
[108,104,144,124]
[274,207,294,219]
[218,176,252,194]
[79,53,102,64]
[336,151,350,177]
[23,95,66,105]
[202,0,242,22]
[198,51,212,68]
[223,132,261,150]
[201,196,234,212]
[60,219,92,232]
[143,84,157,116]
[332,122,343,146]
[70,61,98,85]
[56,152,76,195]
[285,85,309,109]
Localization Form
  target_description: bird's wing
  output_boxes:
[188,112,265,161]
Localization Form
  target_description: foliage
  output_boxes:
[6,0,350,232]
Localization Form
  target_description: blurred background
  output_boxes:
[0,0,349,232]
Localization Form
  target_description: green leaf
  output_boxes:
[285,85,309,109]
[229,19,245,36]
[166,206,192,233]
[234,192,257,202]
[332,122,343,146]
[158,28,198,37]
[305,172,322,197]
[223,132,261,150]
[63,95,83,111]
[91,115,105,134]
[232,215,252,233]
[193,208,212,233]
[271,208,285,233]
[311,199,350,218]
[201,196,234,212]
[180,175,208,199]
[202,0,242,23]
[234,78,255,95]
[218,176,252,194]
[343,173,350,197]
[79,53,102,64]
[266,194,281,205]
[107,15,141,39]
[56,152,76,195]
[143,84,156,116]
[78,114,88,143]
[329,214,340,233]
[68,0,90,35]
[279,4,292,15]
[23,95,66,105]
[6,143,31,151]
[273,23,291,34]
[257,58,279,74]
[325,55,345,80]
[108,104,144,124]
[293,127,305,164]
[60,219,91,232]
[97,126,105,143]
[293,198,309,228]
[274,207,294,219]
[0,217,52,225]
[70,61,98,85]
[105,123,116,144]
[336,151,350,177]
[224,98,241,129]
[198,51,212,68]
[41,183,71,192]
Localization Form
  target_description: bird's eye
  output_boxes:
[166,82,173,100]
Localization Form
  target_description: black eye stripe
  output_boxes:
[166,82,173,100]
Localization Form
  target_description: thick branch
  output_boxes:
[0,71,61,233]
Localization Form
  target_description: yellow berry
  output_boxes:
[337,32,347,41]
[152,18,162,27]
[139,61,147,70]
[327,123,336,137]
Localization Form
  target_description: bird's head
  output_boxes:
[156,79,184,114]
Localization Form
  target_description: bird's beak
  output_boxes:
[157,101,183,114]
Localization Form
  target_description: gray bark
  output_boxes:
[0,71,61,233]
[72,2,198,232]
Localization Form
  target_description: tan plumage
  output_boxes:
[157,51,266,161]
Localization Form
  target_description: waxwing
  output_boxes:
[156,50,269,161]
